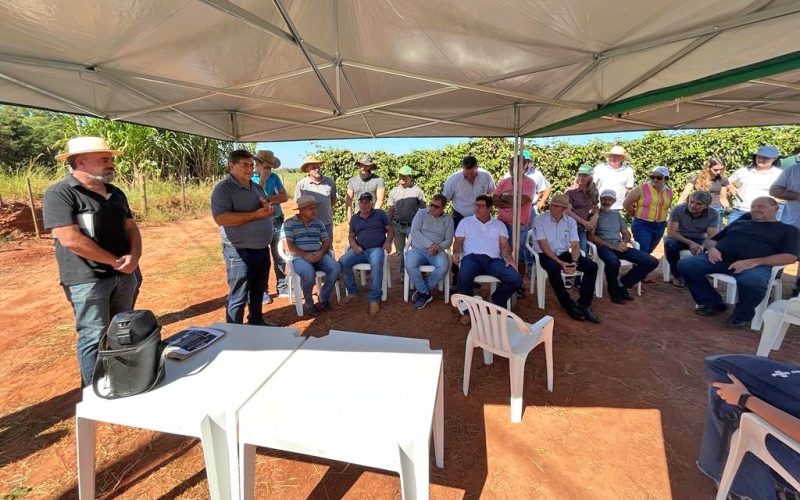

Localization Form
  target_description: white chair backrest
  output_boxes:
[451,294,529,352]
[770,264,787,283]
[404,234,413,253]
[781,297,800,322]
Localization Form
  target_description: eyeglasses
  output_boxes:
[649,175,664,180]
[236,162,255,169]
[474,203,488,208]
[429,204,443,209]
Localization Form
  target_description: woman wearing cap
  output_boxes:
[676,157,733,226]
[727,146,783,224]
[622,166,674,255]
[565,164,599,253]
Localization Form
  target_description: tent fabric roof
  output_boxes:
[3,0,800,141]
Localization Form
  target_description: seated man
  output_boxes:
[678,197,799,329]
[589,190,659,304]
[339,192,393,316]
[664,190,719,287]
[532,194,600,323]
[452,195,522,326]
[281,195,341,317]
[405,194,454,310]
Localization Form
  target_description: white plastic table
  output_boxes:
[75,323,304,500]
[236,329,444,500]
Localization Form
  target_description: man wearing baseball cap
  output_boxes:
[345,155,385,220]
[387,165,426,273]
[281,195,341,316]
[43,137,141,387]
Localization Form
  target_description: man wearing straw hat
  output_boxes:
[43,136,141,387]
[253,150,289,301]
[593,145,635,211]
[386,165,426,273]
[295,155,338,241]
[346,155,385,220]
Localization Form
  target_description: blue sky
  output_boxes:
[256,132,646,169]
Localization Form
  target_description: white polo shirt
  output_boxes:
[455,215,508,259]
[729,165,783,211]
[531,211,579,254]
[443,170,496,217]
[593,162,635,210]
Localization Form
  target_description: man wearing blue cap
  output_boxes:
[728,146,782,224]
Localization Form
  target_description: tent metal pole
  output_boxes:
[333,0,341,104]
[512,104,521,265]
[0,72,104,117]
[272,0,343,115]
[231,111,239,146]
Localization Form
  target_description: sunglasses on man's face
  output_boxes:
[649,175,664,181]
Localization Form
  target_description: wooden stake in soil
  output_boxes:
[140,174,148,218]
[25,177,41,238]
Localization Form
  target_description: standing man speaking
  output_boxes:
[44,137,141,387]
[211,150,279,327]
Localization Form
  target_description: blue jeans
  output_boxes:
[291,253,341,306]
[677,255,772,322]
[63,273,138,387]
[339,247,385,302]
[663,236,704,279]
[596,246,659,298]
[631,218,666,254]
[222,244,270,324]
[325,223,334,244]
[503,223,533,269]
[457,253,522,307]
[576,225,588,254]
[538,253,598,309]
[267,217,287,293]
[405,248,449,294]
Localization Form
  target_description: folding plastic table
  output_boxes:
[236,329,444,500]
[75,323,304,500]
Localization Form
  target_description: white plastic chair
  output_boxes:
[525,231,583,310]
[661,249,693,282]
[403,236,450,303]
[757,297,800,357]
[586,241,643,299]
[452,294,554,423]
[472,274,512,310]
[279,243,340,317]
[345,246,391,301]
[715,412,800,500]
[709,265,786,330]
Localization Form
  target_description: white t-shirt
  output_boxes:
[531,211,579,254]
[729,165,783,211]
[443,170,496,217]
[593,162,635,210]
[455,215,508,259]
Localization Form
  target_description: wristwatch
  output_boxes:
[737,393,752,411]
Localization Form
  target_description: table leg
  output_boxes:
[240,443,257,500]
[76,416,97,500]
[199,414,233,500]
[433,364,444,468]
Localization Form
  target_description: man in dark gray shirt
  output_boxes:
[589,190,659,304]
[664,190,719,287]
[211,150,278,326]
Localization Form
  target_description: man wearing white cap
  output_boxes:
[729,145,783,224]
[253,150,288,301]
[43,137,141,387]
[346,155,385,219]
[295,156,337,240]
[593,146,635,211]
[281,195,341,316]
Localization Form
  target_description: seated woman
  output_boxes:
[700,354,800,500]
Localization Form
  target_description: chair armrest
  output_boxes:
[739,412,800,458]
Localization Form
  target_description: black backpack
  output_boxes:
[92,310,167,399]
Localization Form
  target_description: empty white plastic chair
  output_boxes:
[757,297,800,357]
[525,231,583,310]
[403,235,450,303]
[452,294,554,423]
[278,243,340,317]
[661,249,693,282]
[345,246,391,301]
[709,265,785,330]
[715,412,800,500]
[586,241,642,299]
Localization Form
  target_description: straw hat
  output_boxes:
[296,195,319,209]
[300,155,323,172]
[254,150,280,169]
[56,137,122,162]
[603,145,631,161]
[549,194,571,208]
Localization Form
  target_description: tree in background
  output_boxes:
[0,106,63,172]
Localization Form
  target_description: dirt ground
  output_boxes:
[1,199,799,500]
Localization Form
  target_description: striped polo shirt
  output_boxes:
[280,215,329,252]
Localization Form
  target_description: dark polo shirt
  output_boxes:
[211,175,273,249]
[43,174,133,286]
[350,209,390,249]
[669,203,719,241]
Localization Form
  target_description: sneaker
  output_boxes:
[303,304,320,317]
[340,295,359,305]
[415,292,433,310]
[725,316,748,329]
[262,293,273,304]
[369,301,380,315]
[411,290,419,302]
[277,287,290,298]
[459,314,471,326]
